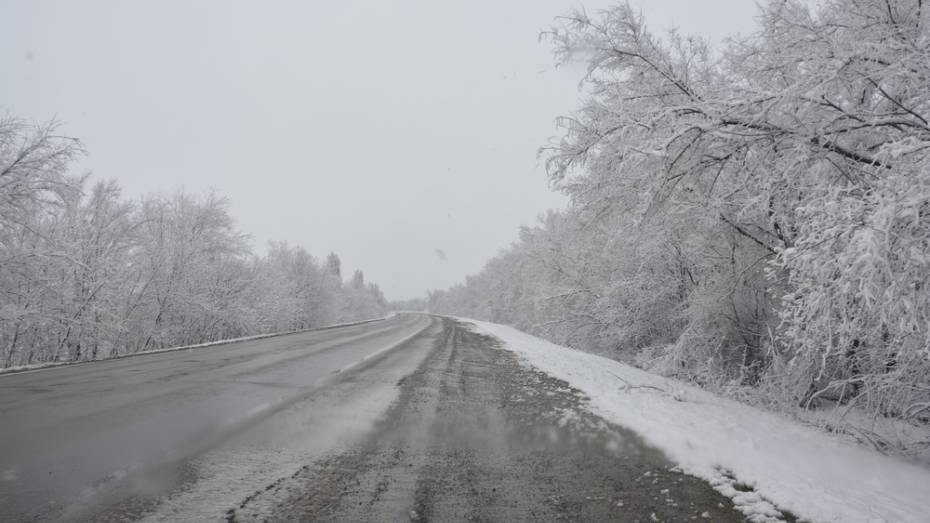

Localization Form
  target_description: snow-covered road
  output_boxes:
[0,314,430,521]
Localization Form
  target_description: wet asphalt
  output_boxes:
[236,318,749,522]
[0,315,431,522]
[2,315,755,522]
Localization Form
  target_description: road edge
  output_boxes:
[0,313,398,378]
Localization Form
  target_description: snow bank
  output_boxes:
[467,319,930,523]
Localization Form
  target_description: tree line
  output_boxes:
[0,118,386,368]
[429,0,930,433]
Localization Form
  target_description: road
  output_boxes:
[0,314,431,521]
[1,314,748,522]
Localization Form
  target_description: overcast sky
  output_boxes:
[1,1,759,300]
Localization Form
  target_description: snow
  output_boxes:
[466,318,930,523]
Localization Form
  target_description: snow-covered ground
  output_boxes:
[466,319,930,523]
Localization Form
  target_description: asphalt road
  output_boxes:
[1,315,751,522]
[0,314,431,522]
[243,317,748,523]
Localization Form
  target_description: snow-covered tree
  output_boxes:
[0,118,387,367]
[430,0,930,430]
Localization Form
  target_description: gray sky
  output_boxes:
[1,1,758,300]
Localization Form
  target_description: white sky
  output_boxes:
[1,1,759,300]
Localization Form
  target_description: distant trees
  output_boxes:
[342,269,388,323]
[0,118,387,368]
[430,0,930,430]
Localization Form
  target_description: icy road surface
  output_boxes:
[0,314,430,521]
